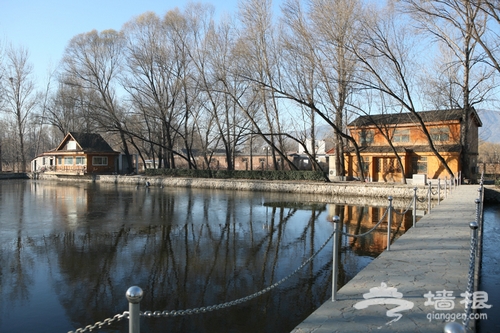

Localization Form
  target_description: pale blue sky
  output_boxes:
[0,0,240,84]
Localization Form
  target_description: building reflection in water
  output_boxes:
[0,180,418,333]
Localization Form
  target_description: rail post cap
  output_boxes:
[126,286,144,304]
[332,215,340,223]
[443,322,466,333]
[469,221,478,230]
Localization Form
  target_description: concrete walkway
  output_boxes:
[291,185,481,333]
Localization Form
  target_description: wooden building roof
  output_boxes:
[348,108,482,128]
[55,132,119,153]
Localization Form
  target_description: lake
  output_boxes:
[0,180,415,333]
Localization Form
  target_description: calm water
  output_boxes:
[0,180,413,333]
[478,204,500,333]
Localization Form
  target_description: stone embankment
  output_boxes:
[25,172,500,203]
[34,173,428,198]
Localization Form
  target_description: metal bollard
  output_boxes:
[126,286,144,333]
[475,198,481,226]
[427,182,432,213]
[387,197,393,251]
[332,216,340,301]
[438,178,441,205]
[445,176,448,198]
[413,187,417,228]
[443,321,466,333]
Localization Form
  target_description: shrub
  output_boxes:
[145,168,328,182]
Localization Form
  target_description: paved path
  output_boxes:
[291,185,481,333]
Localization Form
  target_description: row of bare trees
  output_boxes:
[1,0,500,179]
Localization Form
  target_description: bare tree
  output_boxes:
[271,0,366,179]
[3,46,37,172]
[185,6,241,170]
[308,0,362,177]
[238,0,291,170]
[45,76,100,136]
[397,0,492,180]
[62,29,135,173]
[349,4,456,178]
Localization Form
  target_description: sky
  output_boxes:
[0,0,239,85]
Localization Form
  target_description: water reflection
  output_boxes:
[0,180,416,333]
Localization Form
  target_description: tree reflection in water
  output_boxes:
[0,180,415,333]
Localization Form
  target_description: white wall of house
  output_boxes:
[298,139,326,154]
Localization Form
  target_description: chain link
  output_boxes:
[68,311,129,333]
[462,230,477,328]
[140,227,337,318]
[393,197,414,216]
[416,189,428,203]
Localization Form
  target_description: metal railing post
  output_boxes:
[413,187,417,228]
[427,182,432,213]
[332,216,340,301]
[387,196,393,251]
[475,198,481,226]
[445,176,448,198]
[438,178,441,205]
[126,286,144,333]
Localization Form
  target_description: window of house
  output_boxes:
[412,156,427,173]
[92,156,108,166]
[430,128,450,142]
[58,157,62,165]
[360,129,374,145]
[67,141,77,150]
[75,157,86,165]
[64,157,73,165]
[393,129,410,143]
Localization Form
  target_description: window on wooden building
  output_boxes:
[92,156,108,166]
[393,129,410,143]
[430,128,450,142]
[360,129,374,145]
[412,156,427,173]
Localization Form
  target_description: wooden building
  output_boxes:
[345,109,482,183]
[31,132,121,175]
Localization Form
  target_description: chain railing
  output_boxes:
[444,172,484,333]
[67,312,129,333]
[141,224,337,318]
[462,173,485,330]
[68,219,338,333]
[68,177,470,333]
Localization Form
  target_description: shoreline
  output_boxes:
[9,172,500,202]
